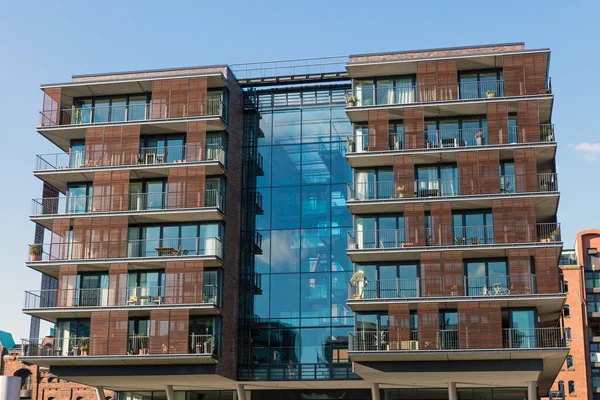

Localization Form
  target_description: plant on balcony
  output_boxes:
[486,90,496,98]
[73,108,84,124]
[550,227,561,241]
[350,270,368,299]
[79,338,89,356]
[29,244,42,261]
[347,139,355,153]
[396,185,406,198]
[524,287,531,295]
[475,131,484,146]
[540,179,549,190]
[204,336,214,354]
[344,93,359,107]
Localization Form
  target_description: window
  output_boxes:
[353,168,394,200]
[78,273,108,306]
[66,183,93,213]
[69,139,86,168]
[564,280,569,292]
[566,328,572,340]
[500,161,515,193]
[54,319,90,356]
[439,311,459,349]
[452,211,493,245]
[127,223,222,257]
[129,180,167,211]
[564,305,570,317]
[508,115,518,143]
[14,370,32,391]
[357,263,420,299]
[568,381,575,395]
[355,215,404,248]
[566,355,574,369]
[425,116,488,148]
[127,318,150,354]
[588,249,600,270]
[415,164,458,197]
[507,309,537,348]
[354,75,416,106]
[458,70,504,99]
[73,94,150,124]
[465,260,509,296]
[140,134,185,164]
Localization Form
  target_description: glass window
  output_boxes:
[564,305,570,317]
[69,139,86,168]
[566,355,574,369]
[439,311,458,349]
[66,183,92,213]
[270,230,300,273]
[301,143,330,184]
[465,260,508,296]
[302,185,330,228]
[271,187,301,230]
[453,211,493,245]
[459,70,503,99]
[302,108,331,143]
[270,274,300,318]
[272,110,301,145]
[508,309,536,348]
[508,116,518,143]
[271,145,301,186]
[568,381,575,394]
[354,80,374,106]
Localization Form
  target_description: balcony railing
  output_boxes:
[22,334,216,357]
[23,284,219,309]
[29,237,223,262]
[347,223,561,250]
[346,78,551,107]
[347,173,558,201]
[349,124,555,153]
[559,254,578,266]
[31,189,224,216]
[349,274,538,300]
[40,98,225,127]
[34,143,225,172]
[348,327,566,352]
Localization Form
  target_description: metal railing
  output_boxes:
[231,56,348,80]
[348,274,538,299]
[348,327,566,352]
[34,143,225,171]
[32,189,224,216]
[128,335,150,355]
[347,223,561,250]
[21,337,90,357]
[559,254,578,266]
[189,334,216,354]
[40,98,225,127]
[23,284,219,309]
[29,236,223,262]
[238,362,356,381]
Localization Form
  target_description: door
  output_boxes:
[78,273,108,307]
[509,310,536,348]
[66,184,91,213]
[439,311,459,349]
[354,170,375,200]
[69,140,86,168]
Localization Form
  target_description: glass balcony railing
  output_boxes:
[35,143,225,171]
[31,189,224,216]
[23,284,220,309]
[348,327,566,352]
[20,334,217,357]
[348,274,538,300]
[40,98,225,127]
[28,237,223,262]
[347,223,561,250]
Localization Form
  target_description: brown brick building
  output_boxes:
[18,42,567,400]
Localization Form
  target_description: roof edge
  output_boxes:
[349,42,526,58]
[71,64,231,79]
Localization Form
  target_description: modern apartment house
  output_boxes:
[19,43,566,400]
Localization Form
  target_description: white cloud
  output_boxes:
[574,142,600,161]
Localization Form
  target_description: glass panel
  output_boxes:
[459,73,478,99]
[272,110,301,145]
[66,185,90,213]
[377,170,394,199]
[466,262,486,296]
[141,227,161,257]
[509,310,536,348]
[128,96,147,121]
[129,182,143,211]
[439,166,458,196]
[69,140,86,168]
[355,80,374,106]
[395,77,415,104]
[111,98,127,122]
[376,80,393,105]
[93,99,110,123]
[508,117,518,143]
[74,99,92,124]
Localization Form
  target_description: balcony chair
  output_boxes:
[83,157,102,168]
[126,295,138,305]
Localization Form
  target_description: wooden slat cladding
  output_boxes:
[393,155,415,198]
[90,311,110,355]
[524,53,547,95]
[50,218,71,261]
[166,166,206,209]
[388,304,410,349]
[457,150,500,195]
[441,252,463,296]
[187,121,207,162]
[403,108,424,149]
[508,249,532,294]
[108,263,129,306]
[458,302,479,349]
[430,202,452,246]
[169,309,190,354]
[57,265,77,307]
[70,216,128,259]
[436,59,458,101]
[108,311,128,355]
[122,125,141,167]
[41,88,61,126]
[149,310,171,354]
[503,55,525,96]
[85,127,104,167]
[151,78,209,119]
[83,125,141,167]
[164,261,204,304]
[514,148,538,193]
[417,303,439,350]
[535,248,560,294]
[492,198,536,244]
[417,61,437,102]
[107,217,128,258]
[478,302,502,348]
[486,103,509,145]
[517,100,540,143]
[420,252,442,297]
[404,204,425,246]
[92,170,130,212]
[367,110,389,151]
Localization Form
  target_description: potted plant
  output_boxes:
[347,139,355,153]
[350,270,368,299]
[73,108,84,124]
[204,336,214,354]
[79,338,89,356]
[486,90,496,98]
[524,287,531,295]
[545,127,555,141]
[540,179,549,190]
[475,131,484,146]
[396,185,405,198]
[550,227,561,241]
[29,244,42,261]
[450,285,458,297]
[344,93,359,107]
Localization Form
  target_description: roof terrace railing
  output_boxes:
[230,56,349,81]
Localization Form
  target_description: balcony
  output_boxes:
[28,237,223,268]
[20,334,217,366]
[35,143,225,173]
[39,98,226,128]
[344,78,551,108]
[23,284,220,320]
[347,223,561,262]
[348,327,566,354]
[348,274,539,301]
[31,190,224,227]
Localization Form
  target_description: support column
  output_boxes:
[166,385,175,400]
[528,381,537,400]
[448,382,457,400]
[371,383,380,400]
[95,386,106,400]
[236,383,246,400]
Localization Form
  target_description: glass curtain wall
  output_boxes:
[249,87,354,380]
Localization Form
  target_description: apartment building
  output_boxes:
[19,42,566,400]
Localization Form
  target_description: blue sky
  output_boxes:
[0,0,598,340]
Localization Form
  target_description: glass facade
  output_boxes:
[242,86,355,380]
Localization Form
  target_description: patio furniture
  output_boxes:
[155,247,176,256]
[126,296,138,305]
[469,237,480,245]
[455,237,466,245]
